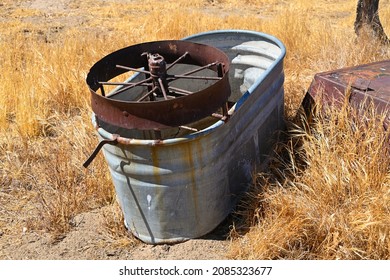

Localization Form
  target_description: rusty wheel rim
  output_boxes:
[87,40,231,130]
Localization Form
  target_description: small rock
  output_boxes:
[106,251,116,257]
[162,244,170,252]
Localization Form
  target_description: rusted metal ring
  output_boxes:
[86,40,231,130]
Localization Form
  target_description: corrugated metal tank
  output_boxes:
[94,30,286,244]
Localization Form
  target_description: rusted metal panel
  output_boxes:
[307,60,390,128]
[93,30,286,244]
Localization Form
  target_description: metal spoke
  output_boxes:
[168,86,193,95]
[116,64,151,75]
[105,77,153,98]
[166,62,222,82]
[168,75,221,81]
[166,51,189,71]
[158,78,168,100]
[181,62,219,76]
[137,87,157,102]
[99,84,105,96]
[98,81,152,87]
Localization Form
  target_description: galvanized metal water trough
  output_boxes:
[85,30,286,244]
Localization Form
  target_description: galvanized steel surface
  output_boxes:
[94,30,286,244]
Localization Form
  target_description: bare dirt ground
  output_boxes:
[1,205,231,260]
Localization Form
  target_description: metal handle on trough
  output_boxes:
[83,136,119,168]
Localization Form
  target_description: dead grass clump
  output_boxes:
[0,109,116,238]
[229,96,390,259]
[101,202,140,248]
[31,115,116,236]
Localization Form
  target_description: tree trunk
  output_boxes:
[354,0,389,44]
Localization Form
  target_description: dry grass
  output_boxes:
[229,96,390,259]
[101,201,141,248]
[0,0,389,259]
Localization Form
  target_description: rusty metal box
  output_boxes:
[305,60,390,128]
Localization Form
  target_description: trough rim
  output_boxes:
[94,29,286,146]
